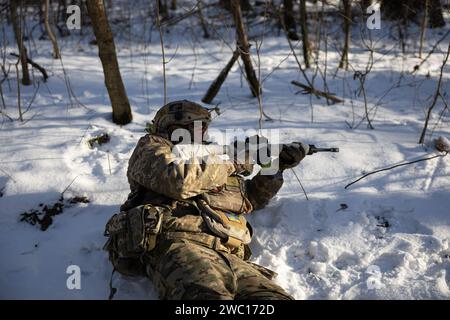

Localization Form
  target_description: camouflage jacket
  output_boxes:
[122,134,288,214]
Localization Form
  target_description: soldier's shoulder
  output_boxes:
[137,134,173,148]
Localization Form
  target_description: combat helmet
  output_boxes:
[151,100,212,136]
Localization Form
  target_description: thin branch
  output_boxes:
[107,151,112,175]
[291,167,309,200]
[255,0,273,129]
[23,81,40,115]
[0,109,13,121]
[429,100,448,138]
[412,29,450,74]
[14,57,22,122]
[10,53,48,82]
[419,43,450,144]
[0,167,16,183]
[156,0,167,105]
[60,175,79,200]
[345,152,448,189]
[279,10,313,88]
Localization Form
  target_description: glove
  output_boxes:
[279,142,309,170]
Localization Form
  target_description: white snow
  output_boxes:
[0,2,449,300]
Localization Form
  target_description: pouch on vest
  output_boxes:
[198,199,252,249]
[201,176,253,214]
[103,204,165,277]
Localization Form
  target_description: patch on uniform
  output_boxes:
[224,212,241,223]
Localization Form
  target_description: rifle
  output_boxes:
[173,140,339,163]
[224,141,339,163]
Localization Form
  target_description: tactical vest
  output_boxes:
[197,175,253,248]
[105,175,255,279]
[120,175,254,252]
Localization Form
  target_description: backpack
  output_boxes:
[103,204,165,277]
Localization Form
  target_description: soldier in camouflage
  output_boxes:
[109,100,309,300]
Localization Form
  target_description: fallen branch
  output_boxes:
[345,152,448,189]
[60,175,79,200]
[291,80,344,104]
[10,52,48,82]
[202,49,240,104]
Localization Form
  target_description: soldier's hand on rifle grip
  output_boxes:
[279,142,309,170]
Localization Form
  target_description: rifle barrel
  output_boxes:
[312,147,339,153]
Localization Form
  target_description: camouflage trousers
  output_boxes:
[145,238,294,300]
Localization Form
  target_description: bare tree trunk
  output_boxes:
[284,0,298,40]
[381,0,404,20]
[170,0,176,10]
[339,0,351,70]
[44,0,61,59]
[230,0,261,98]
[197,1,210,39]
[381,0,422,22]
[10,0,31,86]
[241,0,252,11]
[428,0,446,28]
[299,0,310,68]
[202,49,240,104]
[56,0,70,37]
[86,0,133,125]
[360,0,372,12]
[57,0,67,25]
[220,0,252,11]
[158,0,169,19]
[419,0,429,59]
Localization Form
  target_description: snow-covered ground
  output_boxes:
[0,3,449,299]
